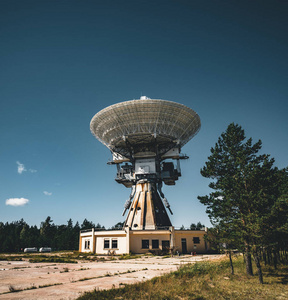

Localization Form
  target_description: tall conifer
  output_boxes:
[198,123,283,283]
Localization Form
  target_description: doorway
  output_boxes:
[181,238,187,254]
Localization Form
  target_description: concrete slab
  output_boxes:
[0,254,223,300]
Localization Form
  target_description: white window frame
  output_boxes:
[84,240,90,250]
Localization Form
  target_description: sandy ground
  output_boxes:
[0,254,223,300]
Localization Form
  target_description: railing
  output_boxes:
[174,227,207,231]
[80,229,93,233]
[155,226,171,230]
[80,226,207,234]
[80,228,125,233]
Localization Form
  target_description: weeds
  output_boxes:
[1,251,142,263]
[0,256,22,261]
[60,267,69,273]
[25,285,37,290]
[8,285,20,293]
[78,277,93,282]
[118,254,142,260]
[2,283,62,295]
[0,251,101,263]
[29,257,77,264]
[76,256,288,300]
[77,267,90,271]
[38,283,62,289]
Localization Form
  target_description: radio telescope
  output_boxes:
[90,97,201,230]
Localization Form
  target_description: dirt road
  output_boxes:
[0,254,222,300]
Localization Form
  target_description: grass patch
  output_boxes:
[78,277,95,282]
[0,256,23,261]
[118,254,143,260]
[8,285,21,293]
[75,269,144,284]
[0,251,142,262]
[0,251,103,262]
[60,267,69,273]
[12,266,31,269]
[0,283,62,295]
[29,256,77,264]
[25,285,37,290]
[38,283,62,289]
[77,256,288,300]
[77,267,90,271]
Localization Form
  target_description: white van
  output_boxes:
[39,247,52,253]
[24,247,38,253]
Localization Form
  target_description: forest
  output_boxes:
[0,218,204,253]
[0,217,105,252]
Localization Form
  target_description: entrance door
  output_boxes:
[181,238,187,254]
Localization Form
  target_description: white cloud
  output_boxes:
[6,198,29,206]
[16,161,26,174]
[16,162,37,174]
[43,191,52,196]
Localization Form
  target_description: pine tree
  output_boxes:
[81,218,95,230]
[198,123,283,283]
[40,216,56,247]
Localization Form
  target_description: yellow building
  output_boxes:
[79,227,208,255]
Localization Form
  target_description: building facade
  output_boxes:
[79,226,209,255]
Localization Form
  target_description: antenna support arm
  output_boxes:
[157,182,173,215]
[122,185,136,216]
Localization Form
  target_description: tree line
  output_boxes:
[0,217,105,253]
[0,218,205,253]
[198,123,288,284]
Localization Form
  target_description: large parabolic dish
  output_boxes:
[90,98,201,158]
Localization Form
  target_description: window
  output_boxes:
[84,240,90,250]
[104,239,110,249]
[152,240,159,249]
[193,237,200,244]
[162,240,170,250]
[112,239,118,249]
[142,239,149,249]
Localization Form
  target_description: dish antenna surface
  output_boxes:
[90,97,200,230]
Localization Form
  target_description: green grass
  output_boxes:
[118,254,143,260]
[0,251,99,262]
[38,283,62,289]
[29,257,77,263]
[0,251,144,262]
[1,283,62,295]
[77,256,288,300]
[0,252,82,263]
[0,255,23,261]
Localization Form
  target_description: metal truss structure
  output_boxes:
[90,98,201,159]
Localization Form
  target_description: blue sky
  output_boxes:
[0,0,287,228]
